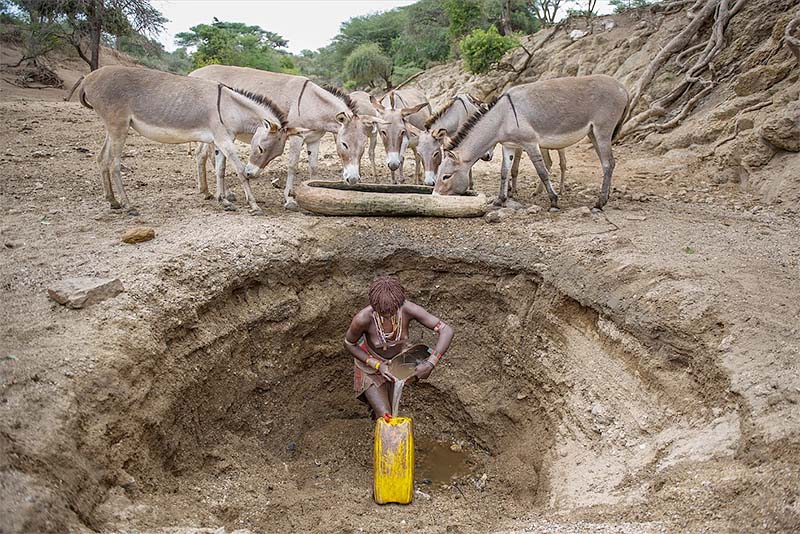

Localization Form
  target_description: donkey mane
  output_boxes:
[224,85,289,128]
[322,85,359,115]
[445,96,499,151]
[425,98,458,130]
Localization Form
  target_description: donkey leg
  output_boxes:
[535,149,553,195]
[195,143,213,199]
[523,143,559,211]
[414,151,422,185]
[369,132,378,181]
[97,132,119,209]
[588,130,615,212]
[557,149,567,196]
[510,147,522,198]
[305,132,323,179]
[496,145,514,206]
[282,135,303,195]
[213,148,236,210]
[216,138,264,216]
[107,126,135,214]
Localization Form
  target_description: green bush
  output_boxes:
[459,25,517,74]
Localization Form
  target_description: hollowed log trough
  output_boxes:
[294,180,488,218]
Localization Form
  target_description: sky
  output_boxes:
[154,0,615,55]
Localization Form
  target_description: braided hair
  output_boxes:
[368,276,406,317]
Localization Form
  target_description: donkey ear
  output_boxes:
[444,149,460,161]
[335,111,351,125]
[431,128,449,141]
[369,96,385,112]
[284,127,310,137]
[401,102,428,117]
[263,119,280,133]
[405,122,422,137]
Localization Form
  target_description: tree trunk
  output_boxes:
[500,0,513,35]
[88,0,104,71]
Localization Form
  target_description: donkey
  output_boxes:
[414,94,493,186]
[434,75,629,212]
[369,88,431,184]
[349,90,380,179]
[190,65,382,210]
[73,66,292,215]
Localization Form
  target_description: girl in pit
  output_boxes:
[344,275,454,419]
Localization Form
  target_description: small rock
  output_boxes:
[485,208,514,223]
[603,20,616,31]
[569,29,588,41]
[504,199,525,211]
[475,473,488,491]
[47,277,124,309]
[121,227,155,244]
[569,206,592,218]
[718,334,734,352]
[287,441,297,452]
[414,489,431,500]
[525,205,542,215]
[450,443,463,452]
[516,392,528,400]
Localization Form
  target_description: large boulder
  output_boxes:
[760,112,800,152]
[47,277,124,309]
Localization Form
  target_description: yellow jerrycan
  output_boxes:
[373,415,414,504]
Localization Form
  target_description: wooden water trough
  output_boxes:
[294,180,487,218]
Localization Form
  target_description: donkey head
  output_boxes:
[370,96,427,173]
[433,149,471,196]
[334,112,385,185]
[244,121,305,178]
[415,127,449,186]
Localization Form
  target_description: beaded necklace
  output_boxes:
[372,308,403,350]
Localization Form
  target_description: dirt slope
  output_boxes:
[406,0,800,210]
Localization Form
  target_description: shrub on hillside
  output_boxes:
[459,26,518,74]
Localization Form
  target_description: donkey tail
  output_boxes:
[78,85,92,110]
[612,92,631,143]
[64,75,85,103]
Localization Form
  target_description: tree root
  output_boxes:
[714,100,773,148]
[619,0,748,141]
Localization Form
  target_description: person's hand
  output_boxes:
[377,361,397,382]
[413,360,435,381]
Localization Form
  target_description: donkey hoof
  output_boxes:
[225,191,237,202]
[591,207,603,214]
[284,199,299,212]
[249,207,265,216]
[548,206,561,213]
[202,192,214,200]
[492,198,506,207]
[110,201,122,210]
[127,207,140,216]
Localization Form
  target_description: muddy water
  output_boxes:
[415,437,475,485]
[388,345,430,415]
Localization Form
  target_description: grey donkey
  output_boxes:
[190,65,384,210]
[72,66,295,215]
[434,75,629,212]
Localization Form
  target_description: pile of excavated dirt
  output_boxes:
[406,0,800,211]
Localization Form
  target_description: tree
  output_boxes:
[459,25,518,74]
[609,0,655,12]
[444,0,484,40]
[343,42,393,90]
[2,1,62,69]
[57,0,166,71]
[176,19,290,72]
[528,0,567,24]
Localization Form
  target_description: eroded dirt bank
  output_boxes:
[1,98,799,534]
